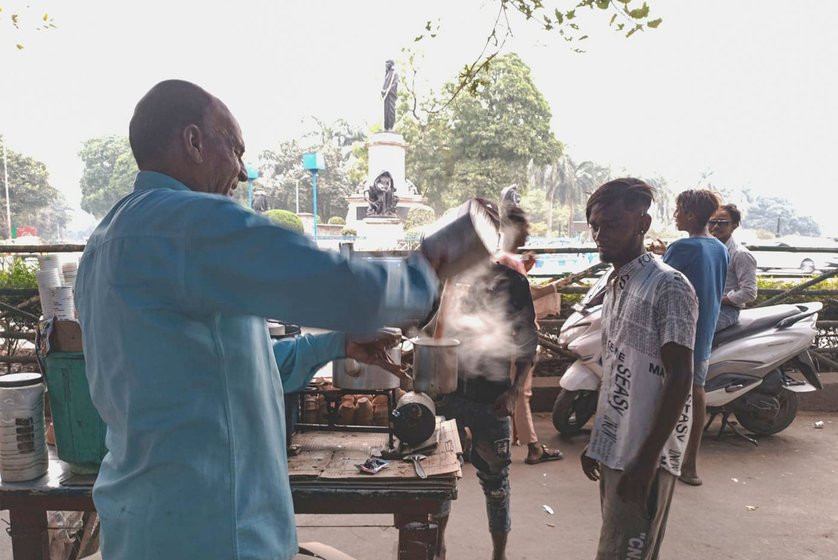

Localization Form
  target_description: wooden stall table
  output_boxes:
[0,448,96,560]
[1,422,461,560]
[288,419,462,560]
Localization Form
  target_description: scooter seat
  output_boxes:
[712,304,800,347]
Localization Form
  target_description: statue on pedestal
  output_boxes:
[366,171,399,217]
[381,60,399,131]
[251,189,269,213]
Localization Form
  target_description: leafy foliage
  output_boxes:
[0,257,37,288]
[401,53,561,212]
[328,216,346,226]
[754,276,838,320]
[256,120,366,221]
[404,207,436,231]
[2,5,56,50]
[741,195,820,237]
[78,136,138,219]
[0,136,71,240]
[0,257,39,367]
[411,1,662,104]
[264,209,304,234]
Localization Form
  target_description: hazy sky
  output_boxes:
[2,1,836,234]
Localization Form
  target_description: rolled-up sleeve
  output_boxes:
[727,251,758,307]
[181,198,439,333]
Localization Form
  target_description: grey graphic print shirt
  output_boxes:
[587,253,698,476]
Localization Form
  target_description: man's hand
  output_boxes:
[493,388,519,418]
[521,252,537,272]
[616,455,657,505]
[580,445,600,481]
[646,238,667,256]
[345,332,402,376]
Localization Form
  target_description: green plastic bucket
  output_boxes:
[43,352,107,473]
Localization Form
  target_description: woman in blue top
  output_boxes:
[663,189,728,486]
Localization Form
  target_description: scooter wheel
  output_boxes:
[734,391,798,436]
[552,389,598,435]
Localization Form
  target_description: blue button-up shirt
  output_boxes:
[75,171,438,559]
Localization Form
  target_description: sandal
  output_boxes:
[525,445,563,465]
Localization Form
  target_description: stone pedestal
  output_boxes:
[352,216,405,251]
[343,131,435,249]
[367,132,407,190]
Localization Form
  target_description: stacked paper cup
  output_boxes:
[48,286,75,319]
[36,255,63,319]
[61,261,78,289]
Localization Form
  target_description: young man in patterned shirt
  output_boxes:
[581,178,698,560]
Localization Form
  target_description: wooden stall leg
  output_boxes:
[394,514,438,560]
[8,506,50,560]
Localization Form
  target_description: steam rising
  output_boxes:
[441,261,531,383]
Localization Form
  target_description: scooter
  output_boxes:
[551,267,823,442]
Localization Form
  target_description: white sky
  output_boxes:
[1,1,837,234]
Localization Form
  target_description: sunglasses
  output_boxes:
[708,219,731,226]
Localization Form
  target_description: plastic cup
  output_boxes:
[36,268,61,288]
[48,287,75,320]
[38,254,60,271]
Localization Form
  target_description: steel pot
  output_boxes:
[332,328,402,390]
[419,198,500,280]
[409,337,460,398]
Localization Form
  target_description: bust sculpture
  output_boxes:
[366,171,399,217]
[381,59,399,131]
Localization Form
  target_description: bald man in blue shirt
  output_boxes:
[76,80,439,560]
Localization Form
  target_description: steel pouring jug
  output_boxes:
[419,199,500,281]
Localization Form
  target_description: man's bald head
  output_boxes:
[129,80,215,168]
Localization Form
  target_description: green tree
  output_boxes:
[0,136,71,240]
[410,1,662,106]
[257,120,367,221]
[403,53,561,213]
[79,135,138,218]
[743,196,820,237]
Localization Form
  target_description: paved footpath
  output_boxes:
[3,412,836,559]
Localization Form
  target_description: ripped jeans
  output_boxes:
[438,394,512,534]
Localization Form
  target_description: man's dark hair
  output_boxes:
[129,80,215,168]
[585,178,656,221]
[721,203,742,226]
[676,189,721,226]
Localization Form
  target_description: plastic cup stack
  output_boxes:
[48,286,75,320]
[36,260,63,320]
[37,254,60,273]
[61,262,78,289]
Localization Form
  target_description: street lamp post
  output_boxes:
[2,137,11,240]
[245,164,259,208]
[302,152,325,241]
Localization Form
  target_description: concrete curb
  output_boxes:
[531,371,838,413]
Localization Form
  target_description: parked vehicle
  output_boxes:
[552,267,823,439]
[747,237,838,273]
